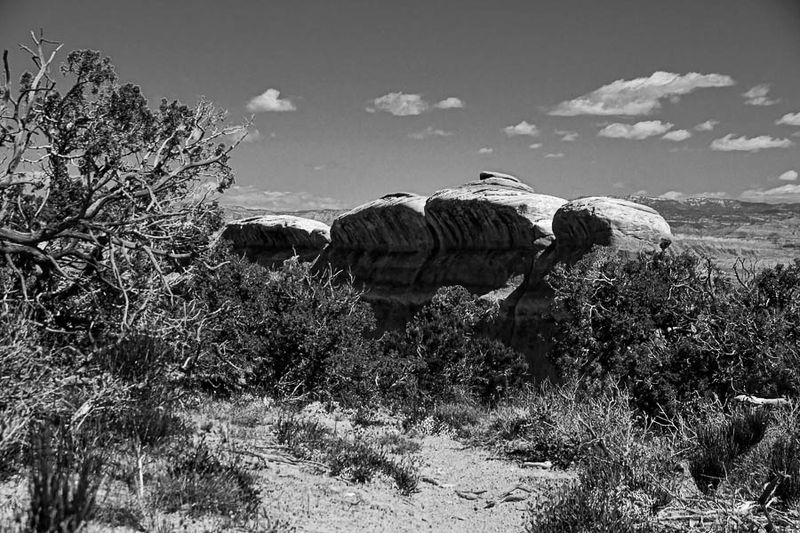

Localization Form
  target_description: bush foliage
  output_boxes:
[547,248,800,414]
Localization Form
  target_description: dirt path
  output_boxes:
[258,432,571,532]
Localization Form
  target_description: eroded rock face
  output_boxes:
[221,215,330,267]
[317,172,568,329]
[552,197,672,257]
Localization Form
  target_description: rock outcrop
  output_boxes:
[221,215,330,267]
[501,196,672,379]
[317,172,568,328]
[220,173,673,379]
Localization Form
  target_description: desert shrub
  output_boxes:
[275,415,419,494]
[769,429,800,504]
[151,440,259,518]
[26,428,103,533]
[547,249,800,415]
[525,384,678,532]
[188,248,380,403]
[378,286,527,410]
[689,408,770,494]
[429,402,482,433]
[375,432,421,455]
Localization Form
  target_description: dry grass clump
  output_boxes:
[275,414,420,495]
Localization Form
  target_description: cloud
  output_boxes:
[478,147,494,154]
[710,134,793,152]
[598,120,673,140]
[742,84,779,106]
[503,120,539,137]
[246,89,297,112]
[218,185,345,211]
[408,126,454,139]
[548,71,735,116]
[529,143,542,149]
[662,129,692,142]
[659,190,729,200]
[776,112,800,126]
[366,92,464,116]
[434,97,465,109]
[694,120,719,131]
[366,92,428,116]
[740,184,800,203]
[556,130,579,142]
[659,190,685,200]
[545,152,565,158]
[612,181,626,189]
[779,170,798,181]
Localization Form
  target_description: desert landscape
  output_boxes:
[3,1,800,532]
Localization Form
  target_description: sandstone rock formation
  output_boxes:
[501,196,673,379]
[221,173,673,379]
[221,215,330,267]
[317,172,568,328]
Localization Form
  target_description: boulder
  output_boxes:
[221,215,330,267]
[318,172,567,328]
[422,175,566,291]
[501,196,672,379]
[552,197,672,258]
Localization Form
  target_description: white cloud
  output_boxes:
[545,152,565,158]
[710,134,793,152]
[478,147,494,154]
[556,130,579,142]
[598,120,674,140]
[694,120,719,131]
[549,71,735,116]
[367,92,428,116]
[408,126,453,139]
[776,112,800,126]
[529,143,542,149]
[740,184,800,203]
[659,190,728,200]
[434,97,465,109]
[779,170,798,181]
[503,120,539,137]
[612,181,626,189]
[246,89,297,112]
[659,190,685,200]
[218,186,345,210]
[366,92,464,116]
[742,84,779,106]
[662,129,692,142]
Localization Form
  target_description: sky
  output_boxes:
[3,0,800,209]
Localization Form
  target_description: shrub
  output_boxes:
[547,249,800,415]
[188,248,380,404]
[151,440,259,518]
[689,408,770,494]
[26,428,103,533]
[275,415,419,494]
[378,286,527,410]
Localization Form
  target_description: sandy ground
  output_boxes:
[258,432,571,533]
[0,401,574,532]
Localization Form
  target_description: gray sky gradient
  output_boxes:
[3,0,800,208]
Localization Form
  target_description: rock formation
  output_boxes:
[501,196,673,379]
[317,172,568,328]
[221,215,330,267]
[220,173,673,378]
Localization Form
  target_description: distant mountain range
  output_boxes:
[222,195,800,270]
